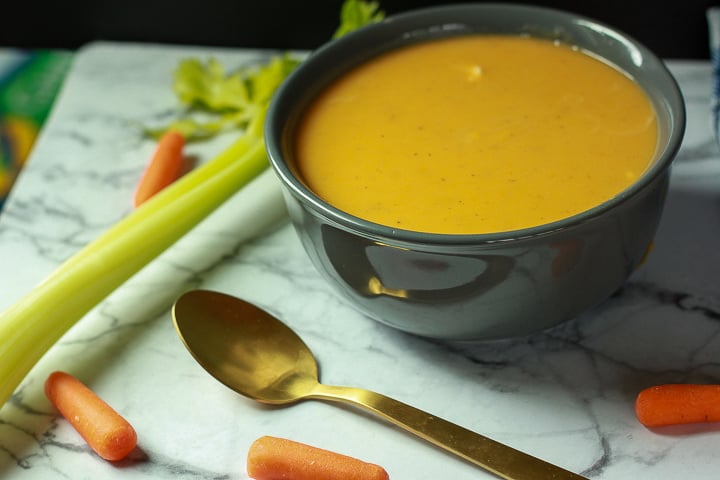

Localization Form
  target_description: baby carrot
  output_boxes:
[132,129,185,208]
[247,435,389,480]
[635,384,720,427]
[44,371,137,461]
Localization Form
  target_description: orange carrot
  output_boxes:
[132,129,185,208]
[635,384,720,427]
[44,371,137,461]
[247,435,389,480]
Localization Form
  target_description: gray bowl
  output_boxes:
[265,3,686,340]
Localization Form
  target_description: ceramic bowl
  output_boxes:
[265,3,685,340]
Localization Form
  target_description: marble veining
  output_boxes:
[0,43,718,479]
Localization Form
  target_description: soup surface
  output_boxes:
[295,35,658,234]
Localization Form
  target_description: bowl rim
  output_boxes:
[265,2,686,247]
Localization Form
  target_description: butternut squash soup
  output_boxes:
[294,35,659,234]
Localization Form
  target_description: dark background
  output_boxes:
[2,1,716,59]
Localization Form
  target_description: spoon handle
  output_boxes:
[312,384,586,480]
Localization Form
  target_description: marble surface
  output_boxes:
[0,41,718,479]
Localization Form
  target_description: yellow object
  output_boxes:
[0,170,9,194]
[3,116,38,165]
[296,35,658,234]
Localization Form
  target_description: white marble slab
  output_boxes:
[0,42,718,479]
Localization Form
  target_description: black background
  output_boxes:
[1,1,716,59]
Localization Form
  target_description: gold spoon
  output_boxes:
[172,289,586,480]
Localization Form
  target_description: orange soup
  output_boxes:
[295,35,658,234]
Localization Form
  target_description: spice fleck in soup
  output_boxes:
[295,35,658,234]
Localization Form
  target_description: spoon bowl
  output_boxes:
[172,289,586,480]
[173,289,318,405]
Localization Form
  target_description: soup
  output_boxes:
[295,35,658,234]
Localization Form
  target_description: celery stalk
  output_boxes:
[0,128,268,406]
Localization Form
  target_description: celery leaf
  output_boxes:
[333,0,385,38]
[173,58,250,111]
[147,0,385,141]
